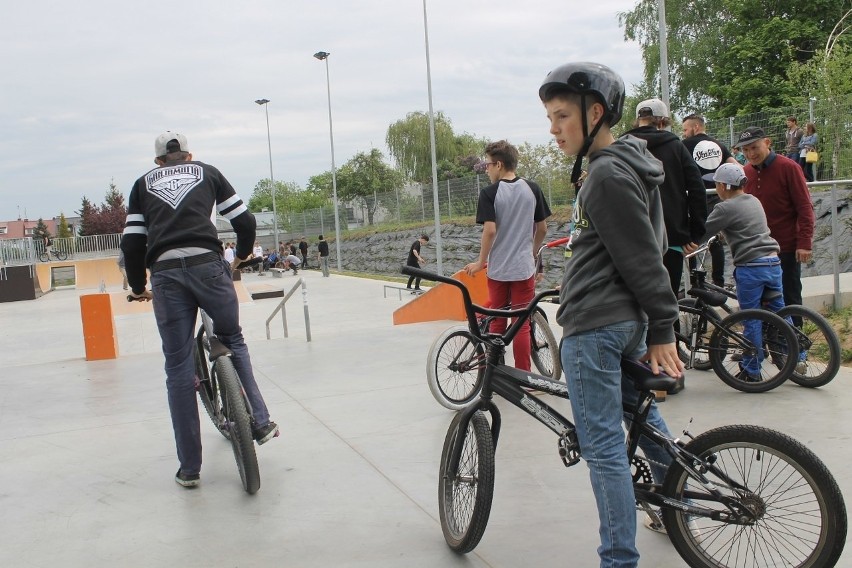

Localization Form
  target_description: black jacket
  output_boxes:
[623,126,707,245]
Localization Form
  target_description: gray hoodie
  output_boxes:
[556,135,678,346]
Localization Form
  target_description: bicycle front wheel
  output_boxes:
[54,250,68,261]
[438,411,495,553]
[677,299,716,371]
[661,425,847,568]
[709,309,797,393]
[216,357,261,494]
[776,305,841,388]
[427,327,486,410]
[530,311,562,380]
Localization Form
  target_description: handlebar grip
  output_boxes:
[545,236,571,248]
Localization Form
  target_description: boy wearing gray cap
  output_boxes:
[695,163,786,382]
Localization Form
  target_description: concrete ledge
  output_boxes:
[801,272,852,311]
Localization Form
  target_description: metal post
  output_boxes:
[301,278,312,342]
[422,0,443,274]
[809,97,816,124]
[657,0,670,111]
[447,179,451,218]
[314,51,343,271]
[255,99,279,247]
[729,116,735,147]
[830,182,841,310]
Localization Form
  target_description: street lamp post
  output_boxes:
[422,0,443,274]
[313,51,343,272]
[254,98,279,248]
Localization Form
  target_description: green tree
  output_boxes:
[517,141,576,204]
[385,111,459,182]
[336,148,404,225]
[76,182,127,236]
[76,196,97,236]
[619,0,847,116]
[56,213,72,238]
[248,179,327,217]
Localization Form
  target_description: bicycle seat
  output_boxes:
[688,287,729,307]
[621,358,678,392]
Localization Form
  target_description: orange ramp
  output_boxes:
[393,269,489,325]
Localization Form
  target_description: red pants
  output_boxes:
[487,276,536,371]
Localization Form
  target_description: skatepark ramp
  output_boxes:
[392,269,489,325]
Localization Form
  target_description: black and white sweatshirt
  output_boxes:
[120,160,256,295]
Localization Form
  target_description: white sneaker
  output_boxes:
[643,513,667,535]
[795,360,809,374]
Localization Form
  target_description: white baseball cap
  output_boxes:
[702,163,748,189]
[636,98,669,119]
[154,131,189,157]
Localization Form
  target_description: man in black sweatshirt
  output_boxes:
[625,99,707,297]
[121,131,278,488]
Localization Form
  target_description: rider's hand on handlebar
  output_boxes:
[682,242,700,255]
[231,256,248,271]
[641,343,684,378]
[464,259,485,276]
[129,290,153,302]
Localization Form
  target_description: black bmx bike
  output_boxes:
[402,264,847,568]
[194,307,261,494]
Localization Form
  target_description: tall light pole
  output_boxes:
[313,51,342,271]
[422,0,443,274]
[254,99,279,247]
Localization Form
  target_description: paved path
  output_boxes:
[1,268,850,567]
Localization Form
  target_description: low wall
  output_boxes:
[35,257,125,291]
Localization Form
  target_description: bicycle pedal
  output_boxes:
[558,430,581,468]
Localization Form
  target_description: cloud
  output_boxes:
[0,0,643,222]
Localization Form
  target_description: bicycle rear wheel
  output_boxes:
[530,311,562,380]
[775,305,841,388]
[427,327,486,410]
[195,327,230,440]
[438,411,495,553]
[38,252,48,262]
[216,357,261,494]
[661,425,847,568]
[709,309,797,393]
[54,250,68,261]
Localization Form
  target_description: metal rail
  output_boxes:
[265,278,311,342]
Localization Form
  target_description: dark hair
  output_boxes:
[484,140,519,171]
[806,122,817,134]
[318,234,324,240]
[157,150,190,162]
[420,234,430,241]
[787,116,798,123]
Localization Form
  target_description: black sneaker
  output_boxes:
[253,421,280,445]
[175,469,200,488]
[736,367,762,383]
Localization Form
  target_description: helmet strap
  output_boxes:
[571,96,605,184]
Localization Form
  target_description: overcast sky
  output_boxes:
[0,0,644,223]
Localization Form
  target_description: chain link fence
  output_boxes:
[704,94,852,181]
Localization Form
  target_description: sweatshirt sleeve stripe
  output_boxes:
[220,201,248,220]
[122,226,148,235]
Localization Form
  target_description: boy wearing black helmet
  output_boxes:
[539,62,684,566]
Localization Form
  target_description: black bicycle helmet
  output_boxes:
[539,62,625,183]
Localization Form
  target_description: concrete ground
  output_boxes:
[1,268,850,568]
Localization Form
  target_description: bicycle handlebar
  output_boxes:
[684,235,718,260]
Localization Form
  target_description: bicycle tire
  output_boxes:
[215,356,261,494]
[709,309,797,393]
[195,327,230,440]
[38,252,48,263]
[661,425,847,568]
[677,299,715,371]
[775,305,841,388]
[438,411,495,553]
[427,327,486,410]
[530,311,562,380]
[54,250,68,261]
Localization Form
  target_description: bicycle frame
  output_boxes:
[197,309,255,417]
[405,264,755,523]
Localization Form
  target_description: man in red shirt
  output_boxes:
[733,126,815,312]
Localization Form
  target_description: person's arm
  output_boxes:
[787,166,815,262]
[681,146,708,242]
[121,179,150,298]
[533,220,547,256]
[213,167,256,267]
[464,222,496,275]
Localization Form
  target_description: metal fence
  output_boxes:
[0,234,121,267]
[704,94,852,181]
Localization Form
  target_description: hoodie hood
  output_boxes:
[625,125,683,152]
[592,134,665,190]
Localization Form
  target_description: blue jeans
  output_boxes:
[734,260,786,374]
[561,320,673,568]
[151,256,272,475]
